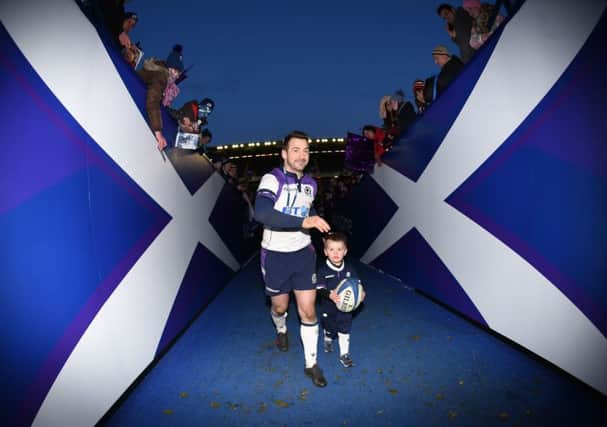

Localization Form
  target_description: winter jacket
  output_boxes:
[138,58,170,131]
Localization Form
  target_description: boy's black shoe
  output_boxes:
[276,332,288,352]
[304,364,327,387]
[339,353,354,368]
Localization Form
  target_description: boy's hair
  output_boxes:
[323,231,348,247]
[282,130,310,149]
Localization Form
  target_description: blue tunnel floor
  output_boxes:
[104,258,606,427]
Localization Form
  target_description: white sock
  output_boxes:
[271,310,287,333]
[300,322,319,368]
[338,332,350,356]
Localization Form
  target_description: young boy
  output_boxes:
[315,232,365,367]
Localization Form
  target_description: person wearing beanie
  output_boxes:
[165,44,185,72]
[138,43,185,151]
[437,3,475,63]
[412,79,428,114]
[172,97,214,133]
[432,44,464,97]
[383,90,416,143]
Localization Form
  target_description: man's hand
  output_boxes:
[155,131,167,151]
[302,215,331,233]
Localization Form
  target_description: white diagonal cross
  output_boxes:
[1,1,240,426]
[362,0,607,395]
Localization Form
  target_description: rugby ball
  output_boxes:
[335,278,364,313]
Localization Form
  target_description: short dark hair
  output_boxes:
[437,4,453,15]
[282,130,310,149]
[362,125,376,134]
[324,231,348,248]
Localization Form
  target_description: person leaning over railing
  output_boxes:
[138,44,185,151]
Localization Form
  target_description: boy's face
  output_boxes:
[324,240,347,265]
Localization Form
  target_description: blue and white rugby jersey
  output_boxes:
[256,167,318,252]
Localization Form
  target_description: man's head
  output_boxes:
[281,130,310,175]
[323,232,348,265]
[463,0,481,17]
[432,45,451,67]
[200,129,212,145]
[222,159,237,178]
[437,3,455,23]
[122,12,138,32]
[362,125,377,140]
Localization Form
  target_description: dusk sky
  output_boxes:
[130,0,468,146]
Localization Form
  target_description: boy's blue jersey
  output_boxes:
[315,259,358,291]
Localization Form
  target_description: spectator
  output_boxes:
[98,0,126,46]
[362,125,388,166]
[117,12,137,50]
[384,90,416,143]
[220,158,239,186]
[378,95,391,124]
[437,3,475,63]
[432,45,464,96]
[412,79,428,114]
[138,44,185,150]
[197,129,213,155]
[170,97,215,133]
[463,0,505,49]
[117,12,142,69]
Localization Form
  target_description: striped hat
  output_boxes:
[432,45,450,56]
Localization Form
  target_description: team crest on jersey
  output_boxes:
[303,185,312,196]
[312,273,317,284]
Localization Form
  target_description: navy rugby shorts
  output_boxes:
[261,244,316,296]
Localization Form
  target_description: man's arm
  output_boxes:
[254,195,305,229]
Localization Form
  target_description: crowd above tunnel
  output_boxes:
[77,0,516,250]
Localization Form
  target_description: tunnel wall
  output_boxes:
[0,1,252,425]
[345,0,607,396]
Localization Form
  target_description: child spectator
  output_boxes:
[363,125,389,166]
[315,232,365,368]
[138,44,185,150]
[170,98,215,133]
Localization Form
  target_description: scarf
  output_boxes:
[162,73,180,107]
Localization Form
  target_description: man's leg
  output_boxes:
[295,289,327,387]
[271,293,289,351]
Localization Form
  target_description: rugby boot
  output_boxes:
[276,332,288,352]
[304,364,327,387]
